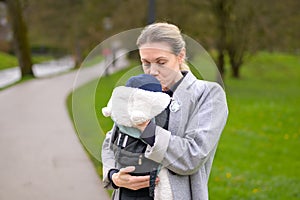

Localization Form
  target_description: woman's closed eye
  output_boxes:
[157,59,167,66]
[141,58,168,69]
[142,61,151,67]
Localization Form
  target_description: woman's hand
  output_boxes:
[112,166,159,190]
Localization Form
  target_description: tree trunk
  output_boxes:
[217,46,225,77]
[231,64,240,78]
[211,0,233,79]
[6,0,33,77]
[229,54,241,78]
[74,41,82,69]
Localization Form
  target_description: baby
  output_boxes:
[102,74,172,199]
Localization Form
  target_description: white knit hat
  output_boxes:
[102,74,171,127]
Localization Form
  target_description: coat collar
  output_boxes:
[168,71,198,135]
[173,71,197,102]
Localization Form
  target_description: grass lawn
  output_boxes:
[209,52,300,199]
[0,52,18,70]
[67,52,300,199]
[0,51,55,70]
[0,51,68,90]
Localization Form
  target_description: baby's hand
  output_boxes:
[133,120,150,132]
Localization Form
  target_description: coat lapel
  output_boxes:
[168,72,197,136]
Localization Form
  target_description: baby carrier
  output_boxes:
[102,74,171,197]
[111,125,160,197]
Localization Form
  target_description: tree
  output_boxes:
[253,0,300,52]
[21,0,299,77]
[25,0,84,66]
[226,0,255,78]
[25,0,119,67]
[210,0,256,78]
[210,0,233,78]
[5,0,33,77]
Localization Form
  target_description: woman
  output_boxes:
[102,22,228,200]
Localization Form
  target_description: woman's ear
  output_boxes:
[177,48,186,65]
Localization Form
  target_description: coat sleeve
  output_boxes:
[101,126,117,189]
[145,81,228,175]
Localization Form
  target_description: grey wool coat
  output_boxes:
[101,71,228,200]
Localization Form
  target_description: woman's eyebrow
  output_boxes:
[141,56,168,62]
[141,58,149,62]
[155,56,168,60]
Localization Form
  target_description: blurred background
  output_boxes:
[0,0,299,199]
[0,0,299,78]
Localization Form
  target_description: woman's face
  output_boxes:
[139,42,184,91]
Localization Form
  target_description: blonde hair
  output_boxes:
[136,22,190,71]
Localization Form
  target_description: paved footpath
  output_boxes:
[0,64,111,200]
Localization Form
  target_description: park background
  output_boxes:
[0,0,299,199]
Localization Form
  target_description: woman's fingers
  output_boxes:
[119,166,136,173]
[128,176,160,190]
[129,175,150,183]
[112,166,153,190]
[129,180,149,190]
[118,166,136,181]
[155,177,160,185]
[118,176,150,190]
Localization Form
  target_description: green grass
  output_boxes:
[0,51,54,70]
[0,52,18,70]
[209,52,300,199]
[32,54,56,64]
[66,52,300,199]
[0,51,65,90]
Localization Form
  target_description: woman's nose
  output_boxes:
[149,64,159,76]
